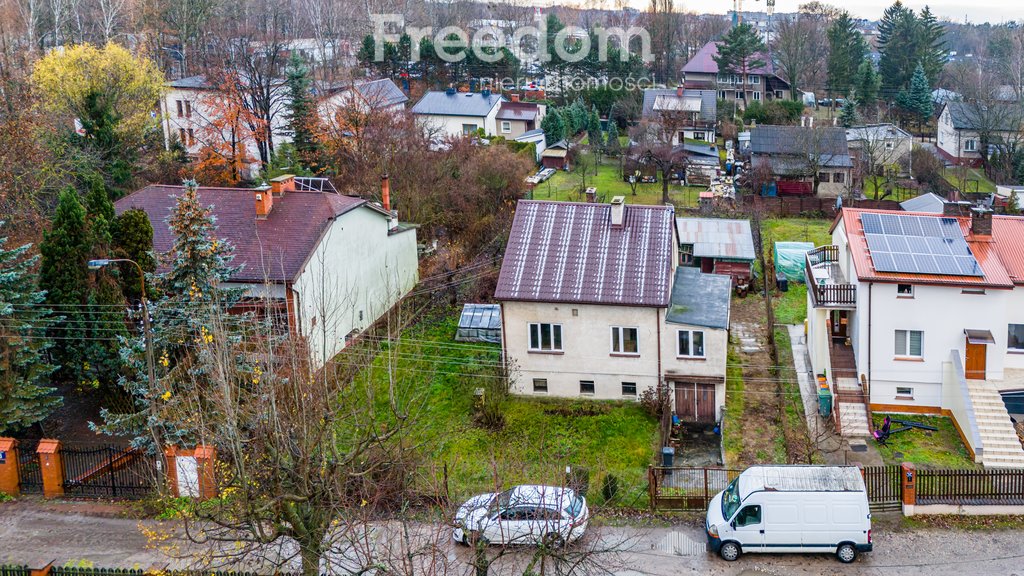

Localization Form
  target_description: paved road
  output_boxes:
[2,503,1024,575]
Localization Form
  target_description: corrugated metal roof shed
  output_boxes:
[900,192,947,214]
[455,304,502,343]
[665,267,731,329]
[675,218,755,261]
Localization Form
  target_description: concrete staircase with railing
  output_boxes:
[836,377,871,437]
[966,379,1024,469]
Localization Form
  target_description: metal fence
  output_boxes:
[917,468,1024,506]
[15,440,42,494]
[0,566,32,576]
[864,465,902,511]
[60,444,159,499]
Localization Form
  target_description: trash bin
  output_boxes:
[776,272,789,292]
[661,446,675,467]
[817,381,833,418]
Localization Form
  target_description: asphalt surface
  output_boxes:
[2,503,1024,575]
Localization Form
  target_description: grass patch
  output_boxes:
[901,514,1024,531]
[871,413,978,469]
[772,282,808,325]
[760,218,832,326]
[943,166,997,194]
[722,343,745,466]
[356,310,659,507]
[534,156,704,207]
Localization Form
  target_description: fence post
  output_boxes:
[28,559,54,576]
[36,439,63,499]
[194,444,218,500]
[647,466,655,511]
[901,462,916,516]
[163,445,179,497]
[0,437,19,497]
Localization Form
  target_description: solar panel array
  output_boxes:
[861,212,983,277]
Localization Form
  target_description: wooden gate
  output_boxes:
[60,444,157,499]
[675,382,716,422]
[15,440,42,495]
[649,466,741,511]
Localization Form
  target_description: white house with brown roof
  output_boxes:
[805,206,1024,468]
[115,175,419,366]
[495,197,732,423]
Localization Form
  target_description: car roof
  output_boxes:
[509,485,579,509]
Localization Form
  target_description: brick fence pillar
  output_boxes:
[164,445,179,497]
[0,437,19,497]
[29,559,54,576]
[194,445,218,500]
[36,439,63,499]
[901,462,917,516]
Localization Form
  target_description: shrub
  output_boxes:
[601,473,619,503]
[567,466,590,496]
[639,384,670,419]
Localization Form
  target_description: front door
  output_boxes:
[831,310,848,340]
[965,343,987,379]
[674,382,716,422]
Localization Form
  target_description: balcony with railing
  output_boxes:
[805,245,857,308]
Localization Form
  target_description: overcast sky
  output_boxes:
[682,0,1020,24]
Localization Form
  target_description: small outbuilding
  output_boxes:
[540,140,569,170]
[675,217,755,286]
[455,303,502,343]
[773,241,815,281]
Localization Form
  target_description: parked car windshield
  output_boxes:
[565,494,585,517]
[721,478,741,520]
[489,489,513,516]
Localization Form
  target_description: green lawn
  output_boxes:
[722,343,745,466]
[532,157,705,207]
[355,311,659,507]
[861,176,922,202]
[760,218,833,326]
[871,414,978,469]
[943,167,998,194]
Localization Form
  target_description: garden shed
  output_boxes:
[773,241,815,281]
[455,304,502,343]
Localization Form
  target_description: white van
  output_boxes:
[705,465,872,563]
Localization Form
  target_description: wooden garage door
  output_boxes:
[675,382,716,423]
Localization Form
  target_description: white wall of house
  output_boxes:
[292,207,418,366]
[502,301,664,399]
[502,300,728,412]
[416,109,501,139]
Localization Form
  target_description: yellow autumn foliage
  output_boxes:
[31,42,163,142]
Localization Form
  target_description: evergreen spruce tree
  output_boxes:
[39,188,90,384]
[82,176,128,392]
[111,208,155,302]
[827,12,868,97]
[285,52,319,170]
[897,63,934,131]
[0,223,60,433]
[878,1,920,94]
[915,7,947,86]
[838,98,861,127]
[714,23,766,109]
[96,180,241,449]
[605,120,621,157]
[587,106,602,149]
[853,58,882,118]
[541,110,565,145]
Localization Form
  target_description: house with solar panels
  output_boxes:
[494,196,733,423]
[805,205,1024,468]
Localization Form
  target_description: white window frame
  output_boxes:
[1009,324,1024,351]
[750,75,761,85]
[717,74,730,84]
[719,90,727,100]
[580,380,595,395]
[528,323,563,352]
[895,329,923,358]
[462,123,479,135]
[500,120,512,133]
[622,382,637,396]
[693,131,706,141]
[752,91,761,101]
[964,139,977,152]
[533,378,548,393]
[896,386,914,398]
[610,326,639,355]
[897,284,914,297]
[834,171,845,183]
[677,329,706,358]
[735,90,743,100]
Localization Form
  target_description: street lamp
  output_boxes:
[88,258,161,455]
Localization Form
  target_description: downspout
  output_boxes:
[656,306,666,446]
[867,282,873,416]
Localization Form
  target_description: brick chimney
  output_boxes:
[610,196,626,226]
[270,174,295,196]
[676,84,684,97]
[971,206,993,237]
[381,174,391,212]
[511,93,521,103]
[942,200,971,217]
[585,187,597,203]
[254,183,273,219]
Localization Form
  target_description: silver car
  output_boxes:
[453,485,589,547]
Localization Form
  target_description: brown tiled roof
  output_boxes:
[495,200,675,307]
[115,184,372,284]
[496,102,540,121]
[992,216,1024,285]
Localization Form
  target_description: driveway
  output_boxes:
[3,502,1024,575]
